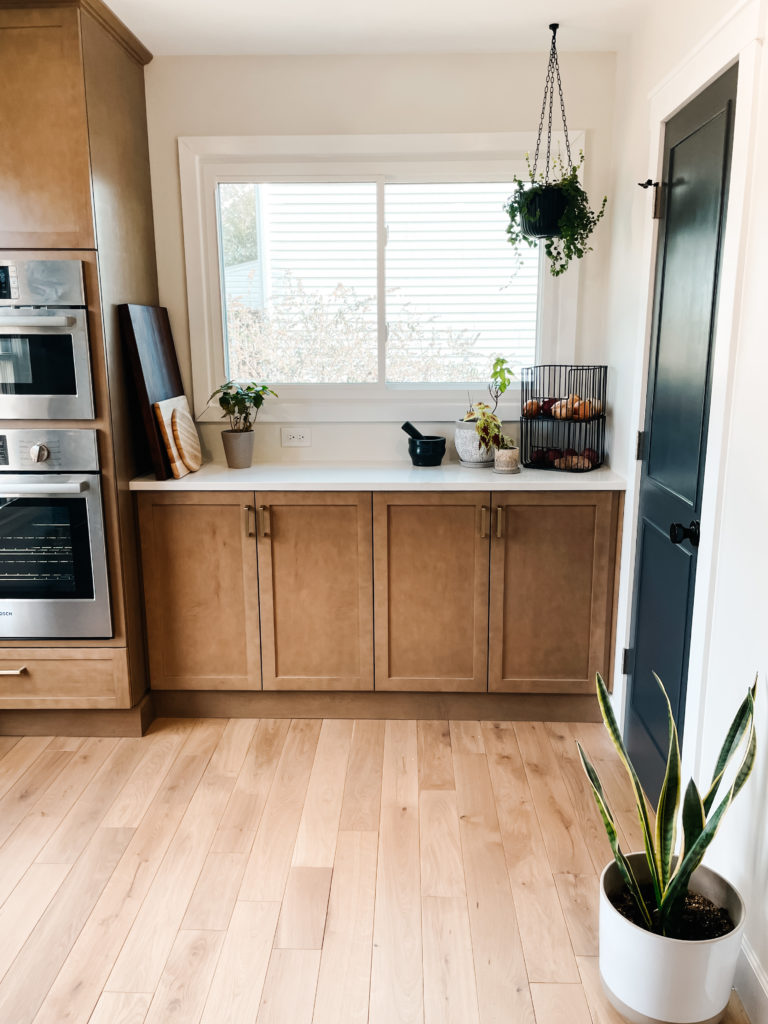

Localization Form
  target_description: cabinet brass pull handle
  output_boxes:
[0,667,27,676]
[496,506,504,539]
[258,505,271,537]
[243,505,256,538]
[480,505,489,538]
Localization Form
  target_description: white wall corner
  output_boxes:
[737,938,768,1024]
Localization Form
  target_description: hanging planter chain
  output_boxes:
[505,22,606,276]
[532,23,572,182]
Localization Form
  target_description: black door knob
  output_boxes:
[669,521,700,547]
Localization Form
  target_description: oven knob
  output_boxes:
[29,443,50,463]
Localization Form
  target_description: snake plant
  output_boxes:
[578,673,757,935]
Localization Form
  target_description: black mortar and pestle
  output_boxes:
[401,422,446,467]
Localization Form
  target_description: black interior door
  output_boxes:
[625,64,737,802]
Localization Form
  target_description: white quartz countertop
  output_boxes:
[130,460,626,492]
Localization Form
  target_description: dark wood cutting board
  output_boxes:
[119,304,185,480]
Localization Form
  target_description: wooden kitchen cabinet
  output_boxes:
[135,487,621,702]
[0,6,95,249]
[373,492,490,691]
[257,492,374,690]
[137,492,261,690]
[488,492,621,694]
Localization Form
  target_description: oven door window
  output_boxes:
[0,497,93,599]
[0,335,77,396]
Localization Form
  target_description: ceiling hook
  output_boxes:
[549,23,559,37]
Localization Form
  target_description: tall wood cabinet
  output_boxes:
[0,1,157,717]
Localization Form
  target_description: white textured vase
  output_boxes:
[599,854,745,1024]
[454,420,494,467]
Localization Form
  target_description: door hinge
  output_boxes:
[638,178,663,219]
[622,648,634,676]
[636,430,647,461]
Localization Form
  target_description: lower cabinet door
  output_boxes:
[138,492,261,690]
[373,492,491,691]
[488,491,620,693]
[256,492,374,690]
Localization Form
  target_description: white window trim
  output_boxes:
[178,132,583,423]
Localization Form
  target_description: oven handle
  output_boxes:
[0,315,76,329]
[2,481,87,495]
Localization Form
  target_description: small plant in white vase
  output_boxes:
[493,433,520,475]
[209,380,277,469]
[454,358,515,467]
[579,672,756,1024]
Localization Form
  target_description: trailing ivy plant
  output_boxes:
[578,673,757,937]
[505,151,607,277]
[208,380,277,432]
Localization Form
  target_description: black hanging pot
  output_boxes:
[519,184,569,238]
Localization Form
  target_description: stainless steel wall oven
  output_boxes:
[0,260,94,419]
[0,430,111,638]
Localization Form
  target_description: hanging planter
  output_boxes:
[518,184,569,238]
[506,24,607,276]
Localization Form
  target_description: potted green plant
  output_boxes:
[492,434,520,475]
[454,357,515,467]
[208,380,277,469]
[505,152,607,277]
[578,673,757,1024]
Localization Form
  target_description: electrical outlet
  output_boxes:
[281,427,312,447]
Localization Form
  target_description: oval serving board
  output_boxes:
[172,406,202,472]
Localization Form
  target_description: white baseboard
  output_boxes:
[737,939,768,1024]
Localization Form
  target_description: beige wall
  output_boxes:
[144,51,617,459]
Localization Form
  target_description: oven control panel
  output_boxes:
[0,260,85,307]
[0,429,98,472]
[0,265,19,302]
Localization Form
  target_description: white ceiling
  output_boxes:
[108,0,643,56]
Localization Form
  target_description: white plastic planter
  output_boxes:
[600,854,745,1024]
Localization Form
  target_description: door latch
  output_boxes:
[669,521,700,548]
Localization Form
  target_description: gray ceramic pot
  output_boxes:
[221,430,255,469]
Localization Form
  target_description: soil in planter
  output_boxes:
[612,886,734,940]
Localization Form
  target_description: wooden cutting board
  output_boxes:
[153,395,201,479]
[172,406,202,472]
[119,304,185,480]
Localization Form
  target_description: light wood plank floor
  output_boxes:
[0,718,751,1024]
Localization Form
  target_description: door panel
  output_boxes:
[138,492,261,690]
[373,493,490,691]
[489,492,619,694]
[258,492,373,690]
[627,65,737,799]
[647,110,730,504]
[629,519,695,798]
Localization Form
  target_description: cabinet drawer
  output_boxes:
[0,648,130,709]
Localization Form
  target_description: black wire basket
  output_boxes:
[519,364,607,472]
